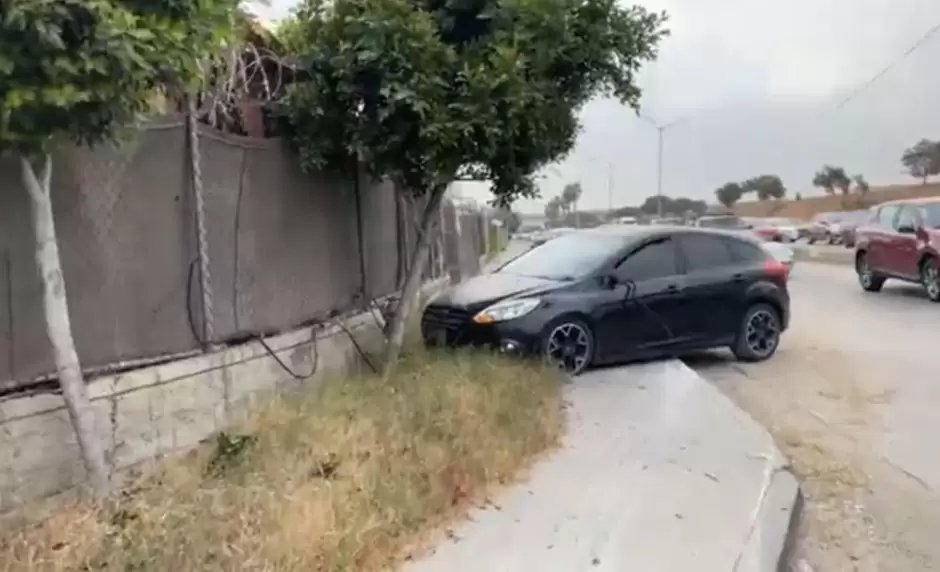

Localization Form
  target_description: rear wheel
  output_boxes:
[542,319,594,376]
[921,257,940,303]
[856,252,885,292]
[732,304,782,362]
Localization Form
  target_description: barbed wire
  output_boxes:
[194,40,287,133]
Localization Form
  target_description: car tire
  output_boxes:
[732,303,782,363]
[920,257,940,303]
[541,318,595,376]
[856,252,885,292]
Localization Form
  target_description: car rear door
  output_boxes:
[674,232,745,343]
[595,236,689,360]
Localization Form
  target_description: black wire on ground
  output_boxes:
[331,317,378,374]
[255,333,318,381]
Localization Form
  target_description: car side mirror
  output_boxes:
[898,224,916,234]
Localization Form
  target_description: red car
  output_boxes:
[854,198,940,302]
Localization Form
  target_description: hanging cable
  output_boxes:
[836,19,940,109]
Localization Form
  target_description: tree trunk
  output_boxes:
[20,154,110,497]
[383,185,447,378]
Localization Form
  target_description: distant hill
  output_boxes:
[732,182,940,219]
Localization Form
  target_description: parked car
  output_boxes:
[421,226,790,375]
[694,214,750,230]
[806,211,847,244]
[751,218,800,243]
[836,210,870,248]
[854,198,940,302]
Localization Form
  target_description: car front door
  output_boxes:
[889,206,921,279]
[870,204,900,271]
[674,232,744,343]
[592,236,688,361]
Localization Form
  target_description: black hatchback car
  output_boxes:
[421,226,790,375]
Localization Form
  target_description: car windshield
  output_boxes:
[498,232,623,281]
[917,203,940,227]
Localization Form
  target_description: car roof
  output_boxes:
[584,224,762,245]
[877,196,940,207]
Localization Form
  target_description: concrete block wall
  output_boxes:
[0,298,431,511]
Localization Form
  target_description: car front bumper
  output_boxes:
[420,305,544,356]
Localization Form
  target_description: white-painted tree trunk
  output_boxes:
[383,185,447,378]
[20,154,110,497]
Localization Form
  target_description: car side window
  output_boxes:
[878,205,900,229]
[678,234,735,272]
[723,237,767,263]
[896,207,917,230]
[614,238,680,282]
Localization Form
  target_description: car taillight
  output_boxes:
[762,259,788,279]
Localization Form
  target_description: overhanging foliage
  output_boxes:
[279,0,668,206]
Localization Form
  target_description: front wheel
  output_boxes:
[732,304,782,362]
[921,257,940,303]
[856,252,885,292]
[542,319,595,376]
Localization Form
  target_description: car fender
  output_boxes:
[742,282,785,322]
[918,249,940,272]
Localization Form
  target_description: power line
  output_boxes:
[836,19,940,109]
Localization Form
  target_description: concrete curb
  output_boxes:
[404,359,803,572]
[777,486,805,572]
[733,461,802,572]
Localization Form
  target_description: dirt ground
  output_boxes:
[688,265,940,571]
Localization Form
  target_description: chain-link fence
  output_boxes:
[0,116,485,394]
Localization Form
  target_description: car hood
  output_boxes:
[431,272,568,310]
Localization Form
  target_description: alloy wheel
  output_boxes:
[744,309,779,359]
[545,322,591,375]
[923,260,940,301]
[857,257,873,288]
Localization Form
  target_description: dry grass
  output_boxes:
[0,348,565,572]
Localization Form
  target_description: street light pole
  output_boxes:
[640,113,690,219]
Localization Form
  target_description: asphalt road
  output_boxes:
[689,262,940,571]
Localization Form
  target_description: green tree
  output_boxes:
[812,165,849,195]
[281,0,667,370]
[901,139,940,183]
[714,182,744,208]
[853,174,870,194]
[743,175,786,201]
[544,196,563,223]
[0,0,236,495]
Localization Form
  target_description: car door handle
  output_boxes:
[732,273,745,282]
[666,283,682,293]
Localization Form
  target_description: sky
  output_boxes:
[254,0,940,214]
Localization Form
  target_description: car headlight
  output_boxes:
[472,298,541,324]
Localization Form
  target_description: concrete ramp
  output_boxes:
[405,360,800,572]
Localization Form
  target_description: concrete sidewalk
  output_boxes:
[404,360,800,572]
